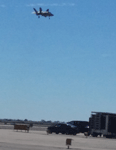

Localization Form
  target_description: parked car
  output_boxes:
[67,121,89,133]
[47,123,79,135]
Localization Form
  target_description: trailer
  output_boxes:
[89,112,116,138]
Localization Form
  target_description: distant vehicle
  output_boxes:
[67,121,89,133]
[33,7,54,19]
[88,112,116,138]
[47,123,79,135]
[14,124,30,132]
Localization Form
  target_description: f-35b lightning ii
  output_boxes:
[33,7,54,19]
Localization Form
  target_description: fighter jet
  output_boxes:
[33,7,54,19]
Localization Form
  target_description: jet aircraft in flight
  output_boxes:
[33,7,54,19]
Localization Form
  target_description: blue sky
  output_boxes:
[0,0,116,122]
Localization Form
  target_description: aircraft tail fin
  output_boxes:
[33,8,38,15]
[46,9,49,12]
[39,7,42,13]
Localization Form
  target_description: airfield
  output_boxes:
[0,125,116,150]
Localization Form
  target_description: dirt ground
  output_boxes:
[0,127,116,150]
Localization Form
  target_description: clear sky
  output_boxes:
[0,0,116,122]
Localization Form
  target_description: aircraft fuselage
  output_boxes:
[33,8,54,18]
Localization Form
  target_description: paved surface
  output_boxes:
[0,129,116,150]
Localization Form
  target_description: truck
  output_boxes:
[88,112,116,138]
[67,120,89,133]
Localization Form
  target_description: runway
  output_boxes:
[0,129,116,150]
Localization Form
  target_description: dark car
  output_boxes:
[47,123,78,135]
[67,121,89,133]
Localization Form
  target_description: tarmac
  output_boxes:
[0,128,116,150]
